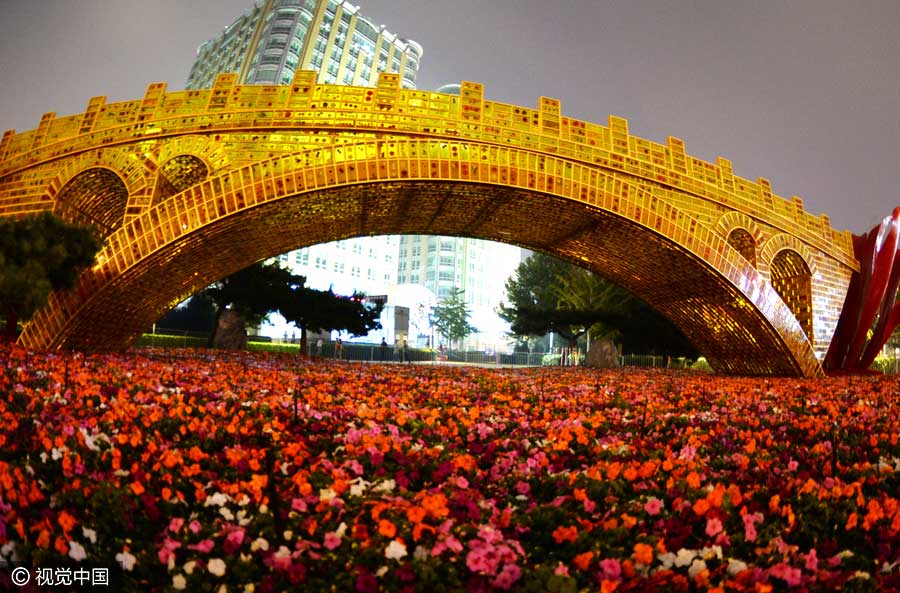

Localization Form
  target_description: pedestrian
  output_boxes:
[335,338,343,360]
[381,338,388,361]
[402,339,409,364]
[316,338,323,357]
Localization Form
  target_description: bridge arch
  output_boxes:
[53,167,129,238]
[20,139,820,376]
[716,211,763,269]
[761,234,817,343]
[152,154,210,205]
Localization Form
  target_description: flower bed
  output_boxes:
[1,343,899,592]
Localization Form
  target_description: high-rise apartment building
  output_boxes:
[187,2,521,348]
[185,0,419,311]
[186,0,422,90]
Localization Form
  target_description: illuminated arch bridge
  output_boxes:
[0,71,894,377]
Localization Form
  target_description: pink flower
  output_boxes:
[554,563,570,576]
[769,563,802,586]
[466,543,502,575]
[157,537,181,564]
[188,539,215,553]
[803,549,819,572]
[224,528,245,554]
[599,558,622,580]
[323,531,342,551]
[168,518,184,533]
[188,520,201,534]
[705,517,723,537]
[492,563,522,590]
[644,497,664,516]
[743,512,763,543]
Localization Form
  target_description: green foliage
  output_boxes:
[431,288,477,349]
[193,261,382,348]
[0,212,101,334]
[156,295,216,333]
[499,252,697,356]
[202,262,303,328]
[278,287,383,337]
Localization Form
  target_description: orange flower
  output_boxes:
[406,505,426,524]
[552,525,578,544]
[54,536,69,556]
[573,551,594,571]
[421,493,449,518]
[130,481,145,496]
[686,471,702,489]
[378,519,397,538]
[633,542,654,565]
[600,581,620,593]
[693,498,710,516]
[57,510,76,534]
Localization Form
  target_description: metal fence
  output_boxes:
[134,332,712,372]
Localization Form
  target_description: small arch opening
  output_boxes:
[727,227,757,268]
[770,249,812,341]
[153,155,209,205]
[54,167,128,238]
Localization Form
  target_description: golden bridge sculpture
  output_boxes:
[0,71,863,377]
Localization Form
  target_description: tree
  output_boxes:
[431,288,477,351]
[499,252,696,356]
[200,262,303,348]
[155,295,217,334]
[192,261,383,351]
[0,212,101,338]
[279,288,383,351]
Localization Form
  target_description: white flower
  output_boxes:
[250,537,269,552]
[283,530,293,542]
[172,574,187,590]
[116,550,137,571]
[208,558,227,577]
[184,560,196,575]
[349,479,369,497]
[319,488,337,502]
[657,552,676,570]
[376,566,389,577]
[274,546,292,560]
[374,479,396,493]
[205,492,229,507]
[414,546,429,561]
[335,522,348,538]
[220,506,235,521]
[68,541,87,561]
[217,584,228,593]
[727,559,748,576]
[688,559,707,579]
[82,527,97,544]
[674,548,695,568]
[385,540,408,561]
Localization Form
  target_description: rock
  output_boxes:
[212,309,248,350]
[586,338,619,368]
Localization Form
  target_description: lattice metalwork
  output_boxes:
[0,72,863,376]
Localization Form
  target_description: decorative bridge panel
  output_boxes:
[0,71,863,377]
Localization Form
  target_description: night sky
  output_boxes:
[1,0,899,234]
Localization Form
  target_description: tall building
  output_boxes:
[187,2,521,349]
[185,0,419,338]
[186,0,422,90]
